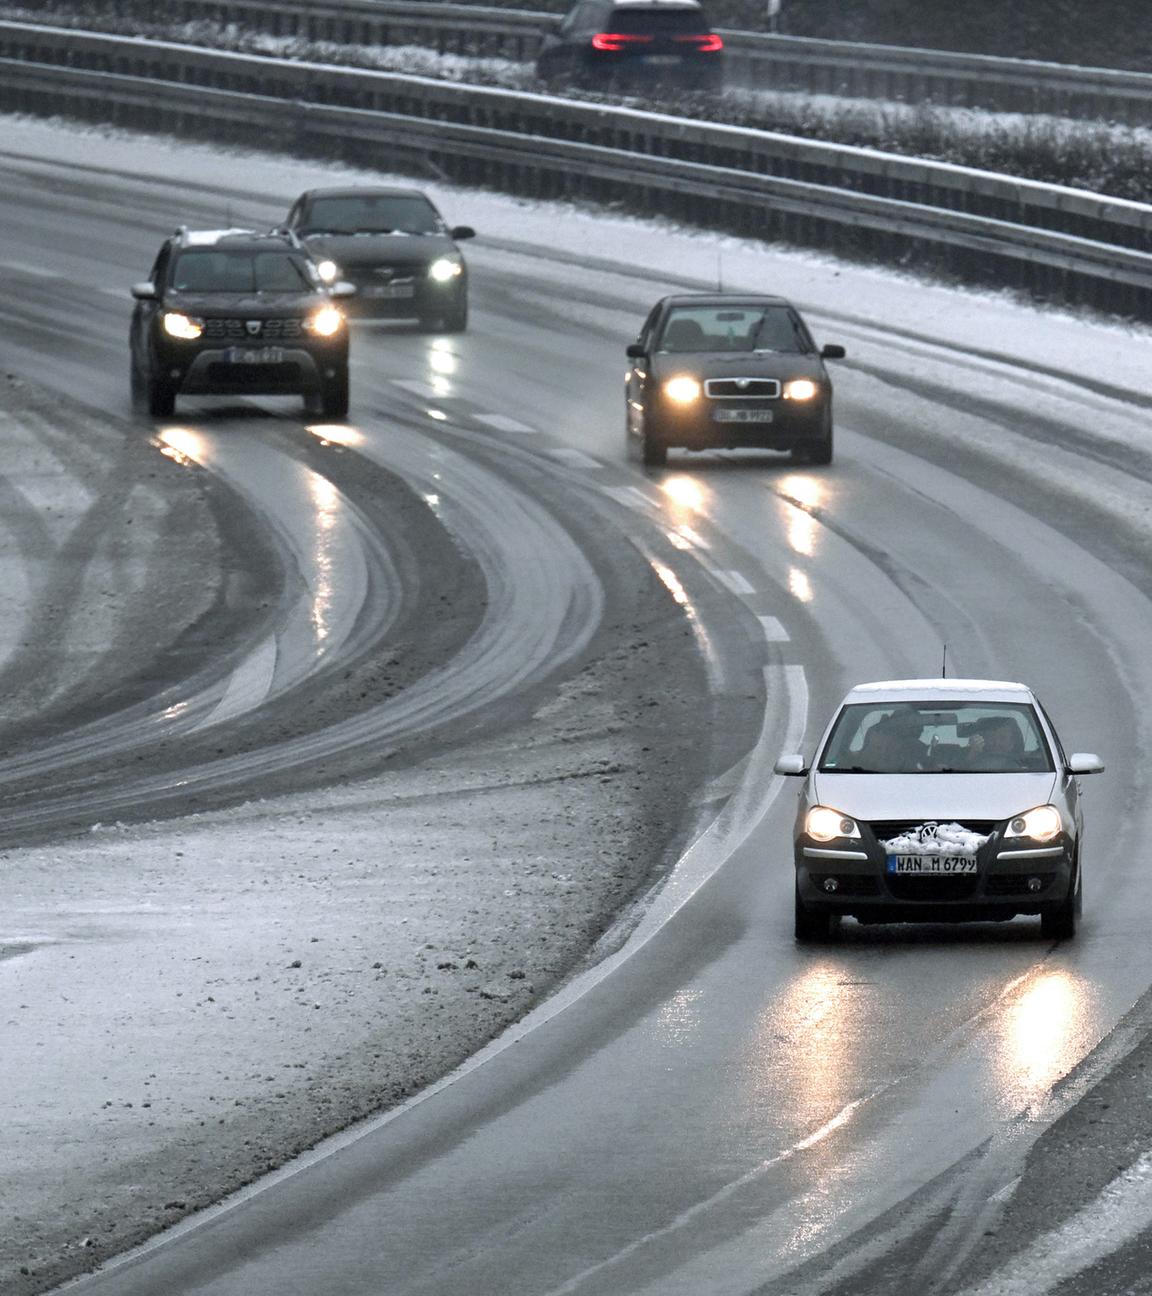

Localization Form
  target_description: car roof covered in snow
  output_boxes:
[841,679,1036,705]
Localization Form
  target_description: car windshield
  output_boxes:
[171,251,314,293]
[818,701,1054,774]
[655,305,808,354]
[302,195,443,235]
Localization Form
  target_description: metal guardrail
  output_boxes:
[9,0,1152,123]
[2,21,1151,318]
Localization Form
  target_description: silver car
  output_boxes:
[775,680,1104,942]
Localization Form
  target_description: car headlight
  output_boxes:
[1005,805,1062,842]
[805,806,861,842]
[783,378,819,401]
[428,257,463,282]
[315,259,339,284]
[306,306,344,337]
[162,311,203,340]
[663,376,702,404]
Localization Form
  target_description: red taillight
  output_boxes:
[674,33,724,52]
[591,32,654,51]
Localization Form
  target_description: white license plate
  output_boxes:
[644,55,681,65]
[887,855,978,875]
[364,283,415,298]
[227,346,284,365]
[714,408,773,424]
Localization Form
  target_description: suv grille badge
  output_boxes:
[245,320,262,336]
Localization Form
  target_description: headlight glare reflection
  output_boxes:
[664,376,702,404]
[428,257,463,282]
[806,806,860,842]
[307,306,344,337]
[162,311,203,340]
[1007,805,1062,841]
[316,259,339,283]
[784,378,819,401]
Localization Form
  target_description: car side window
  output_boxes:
[286,200,303,229]
[638,303,662,348]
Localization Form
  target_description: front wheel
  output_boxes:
[641,419,667,467]
[313,370,350,419]
[147,375,175,418]
[795,419,833,465]
[1041,867,1081,940]
[794,883,837,943]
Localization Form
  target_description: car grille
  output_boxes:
[704,378,781,399]
[203,318,304,340]
[887,875,979,901]
[868,820,997,844]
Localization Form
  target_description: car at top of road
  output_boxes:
[280,186,474,333]
[129,226,355,419]
[625,294,845,467]
[536,0,724,92]
[775,679,1105,942]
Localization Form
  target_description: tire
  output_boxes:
[1041,867,1081,940]
[794,883,837,943]
[316,370,350,419]
[147,374,175,419]
[443,299,468,334]
[641,425,667,467]
[795,419,833,465]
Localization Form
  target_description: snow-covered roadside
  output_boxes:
[3,113,1152,1296]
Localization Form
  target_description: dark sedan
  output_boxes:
[281,187,474,332]
[537,0,724,92]
[625,295,845,466]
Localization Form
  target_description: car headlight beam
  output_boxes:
[1005,805,1062,842]
[663,376,702,404]
[783,378,819,401]
[307,306,344,337]
[315,259,339,284]
[805,806,861,843]
[428,257,463,282]
[162,311,204,340]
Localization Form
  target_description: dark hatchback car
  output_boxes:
[537,0,723,91]
[129,228,353,418]
[282,187,474,332]
[625,294,845,466]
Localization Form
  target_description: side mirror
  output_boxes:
[450,225,476,241]
[131,282,157,300]
[1067,753,1105,774]
[821,344,846,360]
[626,343,647,359]
[774,754,808,776]
[330,281,358,298]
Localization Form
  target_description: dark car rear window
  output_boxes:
[171,251,314,293]
[610,7,711,33]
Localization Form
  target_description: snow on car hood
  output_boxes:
[810,771,1058,822]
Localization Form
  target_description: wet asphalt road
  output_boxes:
[3,142,1152,1295]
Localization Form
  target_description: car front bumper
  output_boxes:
[158,343,346,396]
[648,398,829,449]
[793,835,1076,921]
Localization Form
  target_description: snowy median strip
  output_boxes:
[957,1149,1152,1296]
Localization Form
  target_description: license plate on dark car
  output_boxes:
[227,346,284,365]
[714,409,773,423]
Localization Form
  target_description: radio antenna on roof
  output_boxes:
[941,643,948,678]
[716,252,724,293]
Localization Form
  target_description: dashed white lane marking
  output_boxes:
[758,615,790,642]
[475,412,538,434]
[548,447,601,469]
[714,568,756,596]
[190,635,278,733]
[390,378,438,398]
